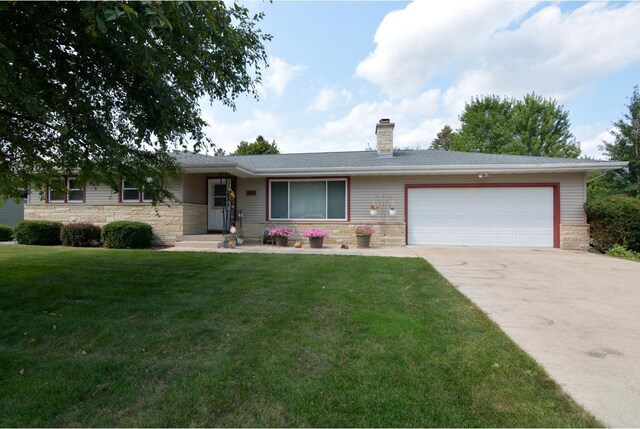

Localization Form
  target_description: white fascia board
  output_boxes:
[181,161,628,177]
[248,161,629,176]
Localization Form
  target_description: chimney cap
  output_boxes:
[379,118,391,123]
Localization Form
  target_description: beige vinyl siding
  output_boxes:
[237,173,587,226]
[0,199,24,226]
[28,178,182,205]
[181,173,207,205]
[350,172,587,224]
[236,178,266,223]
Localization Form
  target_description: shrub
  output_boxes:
[13,220,62,245]
[606,244,640,261]
[585,196,640,252]
[61,223,101,247]
[0,224,13,241]
[102,221,153,249]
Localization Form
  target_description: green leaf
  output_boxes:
[95,15,107,33]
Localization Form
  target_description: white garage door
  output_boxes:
[407,186,554,247]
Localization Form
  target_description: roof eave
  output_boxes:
[247,161,629,176]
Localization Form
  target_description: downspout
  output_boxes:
[586,172,608,183]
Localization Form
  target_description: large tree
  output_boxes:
[599,86,640,197]
[0,2,270,202]
[453,94,581,158]
[233,135,279,155]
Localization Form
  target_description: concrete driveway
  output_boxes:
[410,247,640,428]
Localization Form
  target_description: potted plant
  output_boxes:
[354,224,376,248]
[226,226,238,248]
[236,230,244,245]
[302,228,328,248]
[370,201,379,216]
[389,203,397,216]
[268,226,293,247]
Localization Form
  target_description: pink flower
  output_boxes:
[354,225,376,236]
[301,228,328,238]
[268,226,293,237]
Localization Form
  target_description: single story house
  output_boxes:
[25,119,626,249]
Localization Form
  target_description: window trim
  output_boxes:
[266,177,350,222]
[46,176,85,204]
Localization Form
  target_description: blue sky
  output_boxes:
[200,1,640,159]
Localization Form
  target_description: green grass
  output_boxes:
[0,246,598,427]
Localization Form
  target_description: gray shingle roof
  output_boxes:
[173,149,624,175]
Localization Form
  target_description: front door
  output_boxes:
[208,179,228,231]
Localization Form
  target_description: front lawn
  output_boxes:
[0,246,598,427]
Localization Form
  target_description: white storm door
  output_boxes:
[208,179,227,230]
[407,186,554,247]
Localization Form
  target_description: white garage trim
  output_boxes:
[404,183,560,248]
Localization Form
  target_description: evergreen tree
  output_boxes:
[430,125,456,150]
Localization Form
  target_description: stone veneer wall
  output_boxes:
[560,224,590,251]
[242,221,590,250]
[183,204,207,236]
[240,221,406,247]
[24,204,189,245]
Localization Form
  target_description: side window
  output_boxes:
[67,177,83,202]
[122,180,141,202]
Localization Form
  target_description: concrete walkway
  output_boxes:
[409,247,640,428]
[162,243,418,257]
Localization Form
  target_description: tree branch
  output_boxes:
[0,109,58,131]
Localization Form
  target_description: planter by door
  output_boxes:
[275,236,289,247]
[389,209,397,216]
[370,209,378,216]
[356,235,371,248]
[309,236,324,248]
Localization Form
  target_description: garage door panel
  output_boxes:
[407,187,554,248]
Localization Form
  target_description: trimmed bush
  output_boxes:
[585,196,640,252]
[0,224,13,241]
[13,220,62,245]
[61,223,101,247]
[102,221,153,249]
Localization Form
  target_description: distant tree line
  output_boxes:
[430,89,640,199]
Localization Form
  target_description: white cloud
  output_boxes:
[307,87,353,112]
[258,57,306,98]
[358,1,640,112]
[356,0,534,98]
[574,123,615,160]
[201,90,449,154]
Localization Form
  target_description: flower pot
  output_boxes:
[275,236,289,247]
[389,209,397,216]
[228,239,237,248]
[237,238,243,245]
[356,234,371,248]
[370,209,378,216]
[309,236,324,248]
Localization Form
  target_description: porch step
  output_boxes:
[175,234,224,242]
[174,234,225,249]
[174,240,224,249]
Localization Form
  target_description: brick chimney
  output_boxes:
[375,118,394,158]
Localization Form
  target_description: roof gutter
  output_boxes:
[246,161,629,177]
[180,160,628,177]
